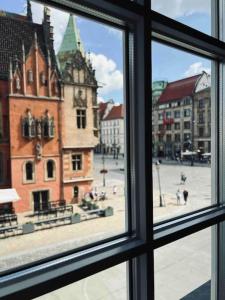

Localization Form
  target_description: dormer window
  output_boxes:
[27,70,34,83]
[22,110,36,139]
[42,110,54,139]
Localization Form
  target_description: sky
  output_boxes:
[0,0,124,103]
[152,0,211,83]
[0,0,212,98]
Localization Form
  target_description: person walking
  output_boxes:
[113,185,117,195]
[176,189,182,205]
[183,189,188,205]
[180,172,187,184]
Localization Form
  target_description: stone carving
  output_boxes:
[36,119,42,140]
[73,89,87,107]
[35,142,42,160]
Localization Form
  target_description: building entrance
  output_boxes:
[33,190,49,211]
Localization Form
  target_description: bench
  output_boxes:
[0,225,19,237]
[34,214,72,228]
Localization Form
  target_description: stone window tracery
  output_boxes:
[42,110,54,138]
[22,110,36,139]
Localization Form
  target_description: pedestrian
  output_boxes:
[180,172,187,184]
[89,190,94,200]
[100,191,106,201]
[113,185,117,195]
[176,189,181,205]
[183,189,188,205]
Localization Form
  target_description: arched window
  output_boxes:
[47,160,54,179]
[23,122,29,137]
[73,186,79,198]
[42,111,54,139]
[25,162,33,181]
[27,70,33,83]
[22,110,36,139]
[43,122,49,137]
[40,72,46,85]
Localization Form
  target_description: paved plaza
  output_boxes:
[0,155,213,299]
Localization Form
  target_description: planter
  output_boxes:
[103,206,114,217]
[22,223,35,234]
[71,214,81,224]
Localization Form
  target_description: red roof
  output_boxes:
[103,104,123,120]
[99,102,108,119]
[159,74,201,104]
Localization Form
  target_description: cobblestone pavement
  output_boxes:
[0,155,213,299]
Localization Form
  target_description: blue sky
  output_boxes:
[152,0,211,83]
[0,0,124,103]
[0,1,211,98]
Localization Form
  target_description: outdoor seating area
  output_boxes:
[0,196,114,239]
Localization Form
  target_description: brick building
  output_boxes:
[152,72,211,158]
[0,3,98,212]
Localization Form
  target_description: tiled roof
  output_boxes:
[58,15,84,56]
[158,74,201,104]
[0,12,56,80]
[103,104,123,120]
[99,102,108,119]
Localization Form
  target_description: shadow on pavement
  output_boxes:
[180,281,210,300]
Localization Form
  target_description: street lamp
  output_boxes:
[155,160,163,207]
[100,154,108,187]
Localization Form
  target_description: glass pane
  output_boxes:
[152,0,212,36]
[155,228,212,300]
[0,1,126,273]
[152,42,214,222]
[34,263,128,300]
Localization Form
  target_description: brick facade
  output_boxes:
[0,7,98,212]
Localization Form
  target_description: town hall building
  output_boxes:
[0,2,98,213]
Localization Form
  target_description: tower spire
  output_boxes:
[58,14,84,56]
[27,0,33,22]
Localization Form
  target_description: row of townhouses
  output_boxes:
[0,2,98,213]
[152,72,211,158]
[97,100,124,156]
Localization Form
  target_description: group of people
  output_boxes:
[176,189,188,205]
[176,172,188,205]
[85,185,118,202]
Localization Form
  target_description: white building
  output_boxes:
[101,104,124,156]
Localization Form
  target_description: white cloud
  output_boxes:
[30,2,123,97]
[31,1,69,52]
[90,53,123,96]
[184,62,211,77]
[152,0,210,18]
[105,26,123,39]
[97,96,106,103]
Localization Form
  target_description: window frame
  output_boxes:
[1,0,225,300]
[45,159,56,181]
[76,109,86,129]
[23,160,35,184]
[71,153,82,171]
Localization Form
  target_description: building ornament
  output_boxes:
[73,89,87,107]
[35,142,42,160]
